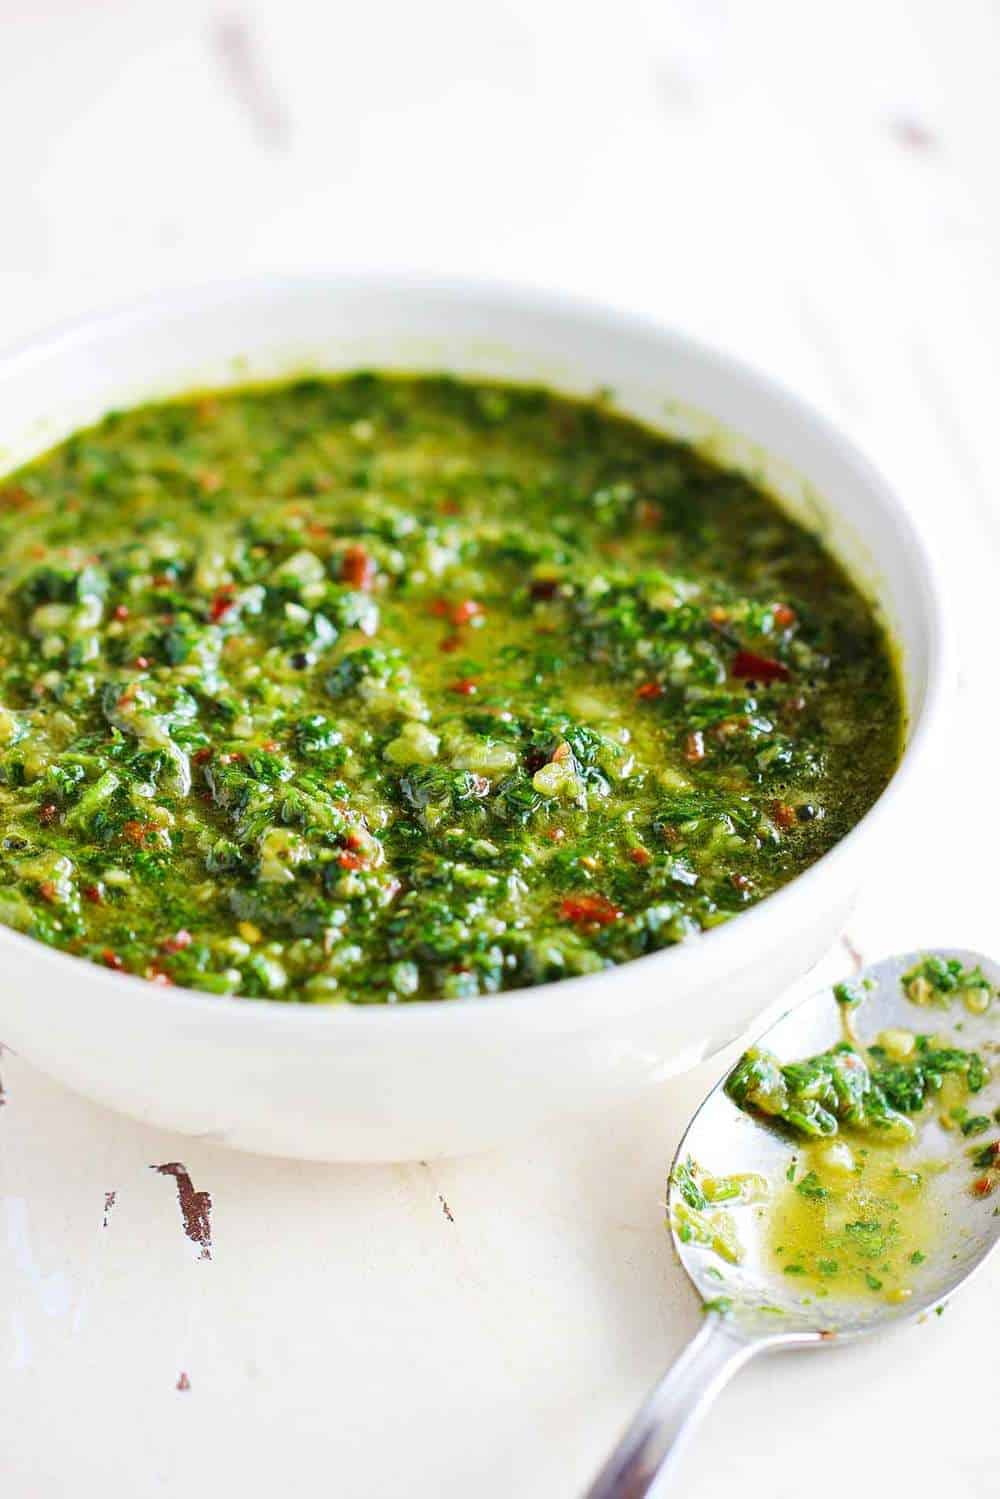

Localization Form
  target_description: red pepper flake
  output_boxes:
[147,967,174,986]
[429,598,450,617]
[636,681,664,700]
[731,649,790,683]
[559,894,623,927]
[439,634,461,654]
[708,605,729,626]
[340,545,375,590]
[730,873,751,891]
[546,827,566,842]
[192,747,213,765]
[82,884,103,904]
[113,603,130,621]
[38,880,56,903]
[152,574,173,589]
[262,739,280,752]
[210,590,235,622]
[450,677,478,695]
[451,599,483,626]
[337,850,364,871]
[102,949,124,971]
[773,604,797,630]
[344,829,366,850]
[161,929,192,954]
[771,801,798,831]
[0,485,33,510]
[684,730,706,763]
[628,846,652,866]
[134,656,151,670]
[439,498,461,515]
[38,802,59,826]
[972,1175,995,1199]
[634,499,663,530]
[122,819,150,846]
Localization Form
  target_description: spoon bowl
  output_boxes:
[675,947,1000,1337]
[586,949,1000,1496]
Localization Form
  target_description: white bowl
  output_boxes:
[0,275,943,1161]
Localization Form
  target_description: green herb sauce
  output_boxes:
[0,374,902,1001]
[723,963,996,1301]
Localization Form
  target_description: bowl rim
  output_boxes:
[0,270,949,1034]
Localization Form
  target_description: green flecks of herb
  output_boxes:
[703,1296,734,1316]
[844,1220,888,1259]
[971,1142,999,1169]
[671,1158,708,1212]
[910,1251,927,1266]
[783,1264,806,1276]
[132,850,167,883]
[795,1170,829,1200]
[865,1273,883,1292]
[961,1115,991,1137]
[785,1159,797,1183]
[903,955,993,1002]
[818,1258,839,1277]
[968,1054,988,1093]
[834,979,866,1007]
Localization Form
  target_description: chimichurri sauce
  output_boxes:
[714,958,998,1306]
[0,375,902,1002]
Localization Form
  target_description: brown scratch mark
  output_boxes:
[176,1371,191,1392]
[841,934,863,974]
[151,1163,213,1260]
[890,117,936,152]
[102,1190,117,1228]
[438,1193,454,1223]
[211,15,290,149]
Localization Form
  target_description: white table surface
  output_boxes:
[1,1,998,1494]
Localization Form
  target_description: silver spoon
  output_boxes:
[585,948,1000,1498]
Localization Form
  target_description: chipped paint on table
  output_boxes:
[1,2,999,1496]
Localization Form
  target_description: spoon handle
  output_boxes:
[583,1313,759,1498]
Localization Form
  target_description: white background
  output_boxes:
[1,2,997,1495]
